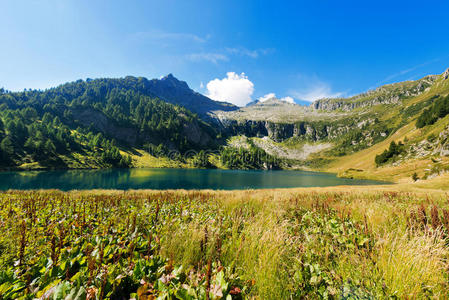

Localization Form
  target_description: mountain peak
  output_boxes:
[161,73,179,82]
[246,95,296,107]
[159,73,190,90]
[140,74,238,119]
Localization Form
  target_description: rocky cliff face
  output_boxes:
[443,68,449,80]
[70,106,213,149]
[71,107,140,145]
[436,126,449,157]
[401,126,449,159]
[226,120,352,142]
[182,121,212,146]
[312,95,401,111]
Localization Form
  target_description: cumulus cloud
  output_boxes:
[259,93,295,104]
[206,72,254,106]
[259,93,276,102]
[280,96,295,103]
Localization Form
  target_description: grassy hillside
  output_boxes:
[326,123,417,179]
[321,71,449,182]
[211,69,448,180]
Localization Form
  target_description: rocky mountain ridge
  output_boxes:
[224,118,373,142]
[311,75,438,111]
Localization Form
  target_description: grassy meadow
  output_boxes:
[1,187,449,299]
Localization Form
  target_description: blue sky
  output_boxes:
[1,0,449,106]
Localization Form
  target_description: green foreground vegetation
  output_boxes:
[1,188,449,299]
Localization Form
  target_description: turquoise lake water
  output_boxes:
[0,168,388,190]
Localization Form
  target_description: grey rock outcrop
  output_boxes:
[443,68,449,80]
[225,120,353,142]
[70,106,212,148]
[437,126,449,156]
[405,126,449,158]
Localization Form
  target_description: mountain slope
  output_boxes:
[321,68,449,182]
[143,74,238,119]
[0,77,220,169]
[215,67,449,181]
[312,69,449,181]
[57,74,238,120]
[312,74,438,111]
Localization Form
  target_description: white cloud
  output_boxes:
[259,93,276,102]
[290,80,343,102]
[187,47,274,65]
[186,53,229,64]
[225,47,274,59]
[206,72,254,106]
[280,96,295,104]
[258,93,295,104]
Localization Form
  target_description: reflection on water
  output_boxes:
[0,168,388,191]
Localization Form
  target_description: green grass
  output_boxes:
[1,188,449,299]
[130,149,190,169]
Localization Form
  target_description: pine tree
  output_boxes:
[1,136,13,154]
[44,139,56,154]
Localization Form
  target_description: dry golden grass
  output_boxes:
[3,186,449,298]
[327,123,416,177]
[376,229,449,298]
